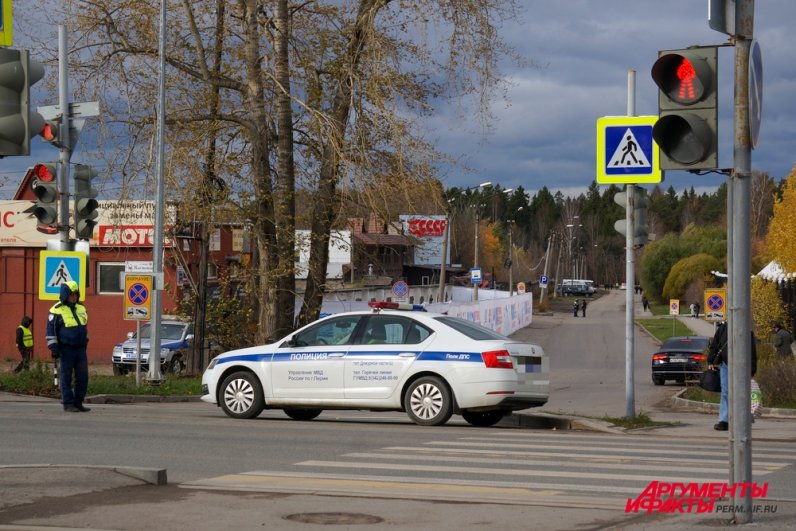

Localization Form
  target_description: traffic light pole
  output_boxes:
[729,0,754,523]
[624,70,636,420]
[57,26,72,250]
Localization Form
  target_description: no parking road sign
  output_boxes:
[124,274,153,320]
[704,288,726,321]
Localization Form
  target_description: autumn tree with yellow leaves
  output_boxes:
[765,165,796,271]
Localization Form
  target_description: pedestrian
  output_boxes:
[641,295,649,312]
[773,322,793,359]
[573,299,579,317]
[580,299,587,317]
[689,303,696,317]
[14,315,34,373]
[46,281,91,413]
[707,321,757,431]
[694,302,700,318]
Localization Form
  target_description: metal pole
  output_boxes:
[473,209,480,302]
[437,207,450,303]
[57,26,71,250]
[553,234,562,298]
[539,232,553,304]
[147,0,167,382]
[731,0,754,523]
[625,69,637,420]
[508,223,513,296]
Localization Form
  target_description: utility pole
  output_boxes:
[539,232,553,305]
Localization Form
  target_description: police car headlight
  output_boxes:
[161,348,170,358]
[207,358,218,370]
[113,346,123,355]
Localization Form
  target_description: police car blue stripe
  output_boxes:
[416,351,482,362]
[217,350,485,365]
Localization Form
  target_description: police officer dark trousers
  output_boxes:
[46,281,91,413]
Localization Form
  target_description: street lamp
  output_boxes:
[474,186,511,302]
[438,181,491,303]
[506,206,523,296]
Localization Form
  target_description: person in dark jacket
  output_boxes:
[580,299,587,317]
[14,316,34,373]
[46,281,90,412]
[773,322,793,359]
[707,321,757,431]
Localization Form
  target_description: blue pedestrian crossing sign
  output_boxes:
[596,116,661,184]
[39,250,87,301]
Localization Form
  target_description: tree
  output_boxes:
[661,253,722,302]
[53,0,524,344]
[765,165,796,272]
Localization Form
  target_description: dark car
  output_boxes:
[651,336,709,385]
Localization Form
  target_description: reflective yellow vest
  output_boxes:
[49,303,88,327]
[18,325,33,347]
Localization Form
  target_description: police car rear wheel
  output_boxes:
[462,410,504,427]
[283,408,322,421]
[404,376,453,426]
[220,371,265,419]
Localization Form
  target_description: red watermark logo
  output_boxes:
[625,481,773,514]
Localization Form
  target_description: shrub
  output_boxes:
[756,356,796,408]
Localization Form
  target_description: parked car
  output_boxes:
[112,317,193,376]
[557,282,595,297]
[201,302,549,427]
[651,335,710,385]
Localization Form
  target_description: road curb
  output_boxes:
[671,388,796,418]
[0,464,167,485]
[87,394,202,404]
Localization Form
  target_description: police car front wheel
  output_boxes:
[404,376,453,426]
[219,371,265,419]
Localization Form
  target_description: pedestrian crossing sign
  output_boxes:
[38,250,87,301]
[596,116,661,184]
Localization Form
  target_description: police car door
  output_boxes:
[271,315,361,399]
[345,315,429,400]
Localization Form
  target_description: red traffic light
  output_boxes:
[41,122,58,142]
[33,163,56,182]
[652,52,711,106]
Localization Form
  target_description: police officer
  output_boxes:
[14,316,34,373]
[46,281,91,412]
[573,299,579,317]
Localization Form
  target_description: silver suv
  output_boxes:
[111,318,193,376]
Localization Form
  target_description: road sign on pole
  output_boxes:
[38,250,86,300]
[596,116,661,184]
[124,274,153,320]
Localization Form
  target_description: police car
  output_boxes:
[201,302,549,426]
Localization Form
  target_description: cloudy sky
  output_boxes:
[433,0,796,197]
[2,1,793,200]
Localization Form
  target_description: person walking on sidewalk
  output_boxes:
[46,281,91,413]
[707,321,757,431]
[642,295,649,312]
[573,299,579,317]
[773,322,793,359]
[580,299,587,317]
[14,316,34,373]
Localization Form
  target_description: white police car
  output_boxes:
[201,302,549,426]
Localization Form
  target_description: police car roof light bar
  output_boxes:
[368,301,427,312]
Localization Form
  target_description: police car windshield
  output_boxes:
[136,323,186,341]
[434,316,509,341]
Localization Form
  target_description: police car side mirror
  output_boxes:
[287,335,298,347]
[185,334,195,344]
[127,332,134,340]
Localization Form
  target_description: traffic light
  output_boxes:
[30,163,58,229]
[73,164,98,239]
[614,187,651,247]
[651,47,718,170]
[40,120,64,147]
[0,48,45,157]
